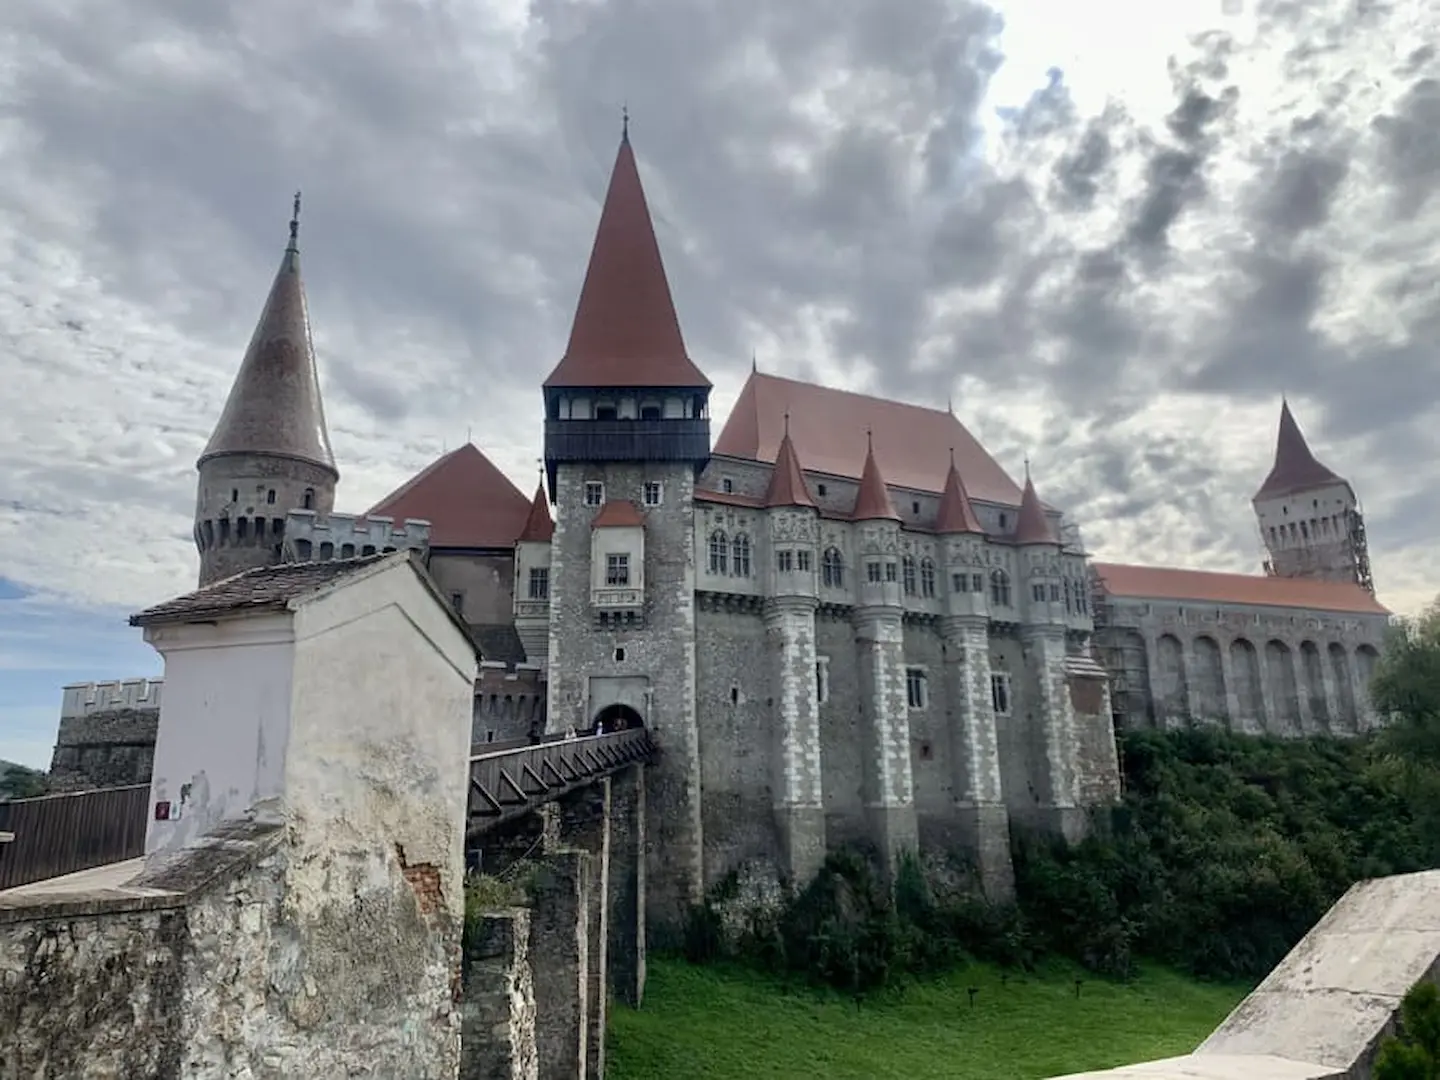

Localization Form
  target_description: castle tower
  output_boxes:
[513,478,555,670]
[762,421,826,883]
[194,195,338,587]
[848,435,918,870]
[1253,400,1373,593]
[542,126,711,937]
[1013,468,1084,841]
[935,451,1014,899]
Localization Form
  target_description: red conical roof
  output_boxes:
[764,422,815,508]
[199,201,336,475]
[1253,400,1344,500]
[543,134,710,390]
[851,436,900,521]
[1013,470,1057,544]
[935,450,984,534]
[517,481,554,542]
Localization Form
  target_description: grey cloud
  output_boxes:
[1373,77,1440,217]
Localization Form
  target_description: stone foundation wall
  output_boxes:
[46,709,158,793]
[461,909,538,1080]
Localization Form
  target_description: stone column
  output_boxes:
[853,607,917,872]
[460,909,539,1080]
[529,850,590,1080]
[939,615,1014,900]
[554,785,611,1080]
[764,597,826,885]
[607,764,647,1008]
[1021,627,1085,843]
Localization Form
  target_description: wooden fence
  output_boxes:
[0,784,149,891]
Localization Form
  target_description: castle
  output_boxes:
[51,131,1390,913]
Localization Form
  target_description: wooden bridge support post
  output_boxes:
[529,849,589,1080]
[606,764,647,1009]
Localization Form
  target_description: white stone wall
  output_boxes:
[765,600,824,812]
[61,679,163,717]
[941,616,1003,807]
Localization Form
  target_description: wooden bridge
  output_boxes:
[466,727,658,836]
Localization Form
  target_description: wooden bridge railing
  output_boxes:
[467,727,658,835]
[0,784,149,891]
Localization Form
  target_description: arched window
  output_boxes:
[708,530,728,575]
[990,569,1011,608]
[919,558,936,598]
[902,556,917,596]
[731,533,752,577]
[822,547,845,588]
[302,488,315,510]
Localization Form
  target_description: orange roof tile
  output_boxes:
[713,372,1022,505]
[695,489,763,509]
[367,443,530,549]
[1013,472,1057,544]
[1092,562,1390,615]
[1254,400,1346,500]
[591,500,645,528]
[934,451,984,534]
[517,482,554,542]
[543,134,710,390]
[851,437,901,521]
[764,425,815,508]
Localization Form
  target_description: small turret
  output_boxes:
[766,418,818,600]
[852,433,903,610]
[1012,464,1064,626]
[936,449,989,621]
[193,194,339,587]
[514,478,555,668]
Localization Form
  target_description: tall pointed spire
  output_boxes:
[1254,399,1343,500]
[1013,462,1057,544]
[851,431,900,521]
[935,448,984,533]
[517,479,555,542]
[543,130,710,389]
[764,414,815,508]
[198,194,336,475]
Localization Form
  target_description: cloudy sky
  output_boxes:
[2,0,1437,767]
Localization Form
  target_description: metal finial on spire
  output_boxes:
[1024,454,1032,479]
[949,445,956,465]
[752,349,758,373]
[621,102,629,140]
[288,190,301,249]
[866,427,874,450]
[467,425,473,444]
[783,410,790,436]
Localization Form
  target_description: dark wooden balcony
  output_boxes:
[544,418,711,465]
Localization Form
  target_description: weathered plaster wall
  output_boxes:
[429,552,517,628]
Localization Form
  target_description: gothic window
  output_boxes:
[951,571,965,593]
[906,668,928,709]
[236,517,249,541]
[920,558,936,598]
[266,489,276,505]
[732,533,752,577]
[822,547,845,588]
[605,554,630,587]
[884,561,898,583]
[708,530,729,575]
[776,550,795,572]
[585,481,605,507]
[867,560,883,584]
[971,572,984,594]
[796,549,812,571]
[902,556,917,595]
[340,543,354,558]
[319,541,334,560]
[722,477,734,494]
[528,567,550,600]
[643,481,663,506]
[1032,583,1045,603]
[1049,582,1061,603]
[991,672,1012,716]
[990,569,1011,607]
[302,488,315,510]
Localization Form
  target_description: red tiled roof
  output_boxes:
[1254,400,1346,500]
[713,372,1022,505]
[934,452,984,534]
[591,500,645,528]
[543,134,710,390]
[851,438,901,521]
[1013,473,1057,544]
[1093,562,1389,615]
[695,489,763,508]
[764,428,815,508]
[517,482,554,542]
[367,444,530,549]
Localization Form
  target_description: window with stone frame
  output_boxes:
[1049,582,1061,603]
[906,667,928,709]
[605,553,630,587]
[528,567,549,600]
[990,569,1011,607]
[776,549,794,572]
[920,558,937,598]
[867,560,883,583]
[731,533,752,576]
[822,547,845,588]
[816,657,830,704]
[584,481,605,507]
[1033,582,1046,603]
[951,571,966,593]
[643,481,663,506]
[884,561,898,583]
[991,671,1012,716]
[902,555,917,595]
[708,529,728,575]
[971,572,984,594]
[1064,578,1074,613]
[796,548,812,571]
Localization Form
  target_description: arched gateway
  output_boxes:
[593,703,644,733]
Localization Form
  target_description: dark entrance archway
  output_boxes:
[593,703,644,734]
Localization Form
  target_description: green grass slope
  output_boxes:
[609,957,1246,1080]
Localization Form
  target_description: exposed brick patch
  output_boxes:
[1068,675,1105,715]
[395,843,443,917]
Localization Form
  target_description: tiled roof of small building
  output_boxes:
[130,556,394,626]
[1093,562,1389,616]
[591,500,645,528]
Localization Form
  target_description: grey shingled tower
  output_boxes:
[193,194,340,587]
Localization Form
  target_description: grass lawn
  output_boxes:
[608,957,1249,1080]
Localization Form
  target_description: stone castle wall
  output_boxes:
[47,681,164,793]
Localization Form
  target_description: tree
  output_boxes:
[1371,599,1440,859]
[1375,981,1440,1080]
[0,762,47,800]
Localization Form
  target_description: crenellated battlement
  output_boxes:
[473,662,548,743]
[282,510,431,563]
[60,678,164,718]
